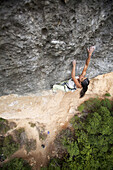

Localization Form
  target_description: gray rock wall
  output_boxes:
[0,0,113,95]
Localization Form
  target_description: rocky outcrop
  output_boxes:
[0,0,113,95]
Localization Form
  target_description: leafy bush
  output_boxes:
[42,98,113,170]
[85,112,102,134]
[29,122,36,127]
[105,92,111,97]
[0,118,10,135]
[78,104,84,112]
[2,158,32,170]
[83,97,101,113]
[2,135,19,158]
[101,98,112,110]
[0,118,19,161]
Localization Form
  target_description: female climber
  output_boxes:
[71,46,95,97]
[53,46,95,98]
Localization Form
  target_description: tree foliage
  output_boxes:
[0,135,19,159]
[42,97,113,170]
[1,158,32,170]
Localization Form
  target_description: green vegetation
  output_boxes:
[29,122,36,127]
[39,132,47,141]
[14,128,26,143]
[0,118,7,123]
[0,119,34,169]
[16,127,25,136]
[105,92,111,97]
[42,97,113,170]
[1,158,32,170]
[78,104,84,112]
[0,118,10,135]
[0,119,19,161]
[38,126,47,141]
[0,135,19,159]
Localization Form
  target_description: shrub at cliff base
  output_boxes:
[42,97,113,170]
[0,118,10,135]
[0,120,32,169]
[2,158,32,170]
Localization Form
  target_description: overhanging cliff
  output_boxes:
[0,0,113,95]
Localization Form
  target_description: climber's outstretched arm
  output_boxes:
[81,46,95,76]
[71,60,82,88]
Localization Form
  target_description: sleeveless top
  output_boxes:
[66,76,79,90]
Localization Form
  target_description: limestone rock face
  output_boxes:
[0,0,113,95]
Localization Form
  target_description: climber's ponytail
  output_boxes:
[80,78,90,98]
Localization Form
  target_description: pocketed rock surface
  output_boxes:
[0,0,113,95]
